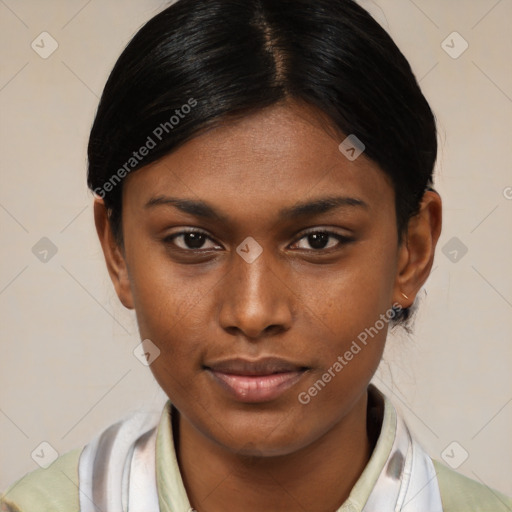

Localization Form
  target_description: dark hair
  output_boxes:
[87,0,438,328]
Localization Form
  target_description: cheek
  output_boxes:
[303,246,397,340]
[124,242,202,349]
[130,268,209,404]
[291,267,392,423]
[293,246,398,403]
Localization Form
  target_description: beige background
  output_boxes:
[1,0,511,496]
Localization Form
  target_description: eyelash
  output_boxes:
[163,228,354,253]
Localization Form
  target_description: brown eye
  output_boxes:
[164,229,221,251]
[292,230,354,251]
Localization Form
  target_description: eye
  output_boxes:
[290,229,354,251]
[163,229,222,251]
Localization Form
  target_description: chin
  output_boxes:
[205,416,316,458]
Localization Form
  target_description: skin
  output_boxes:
[94,98,442,512]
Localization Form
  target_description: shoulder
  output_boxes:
[0,405,165,512]
[0,447,82,512]
[433,459,512,512]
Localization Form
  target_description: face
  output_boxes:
[101,100,416,457]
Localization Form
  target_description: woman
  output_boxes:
[1,0,510,510]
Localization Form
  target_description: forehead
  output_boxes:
[122,100,394,220]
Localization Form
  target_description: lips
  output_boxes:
[204,357,309,403]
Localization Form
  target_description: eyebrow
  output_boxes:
[144,195,369,221]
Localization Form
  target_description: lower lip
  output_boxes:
[207,370,306,403]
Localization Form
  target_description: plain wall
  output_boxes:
[1,0,511,495]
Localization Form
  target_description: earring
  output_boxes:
[401,292,409,300]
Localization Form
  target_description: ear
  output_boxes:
[393,190,442,308]
[93,197,134,310]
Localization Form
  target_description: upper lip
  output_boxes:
[205,357,308,376]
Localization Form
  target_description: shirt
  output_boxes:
[1,384,511,511]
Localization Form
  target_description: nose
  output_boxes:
[218,245,294,341]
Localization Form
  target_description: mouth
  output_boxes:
[204,357,310,403]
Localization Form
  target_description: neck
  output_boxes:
[173,390,375,512]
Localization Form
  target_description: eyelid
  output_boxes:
[292,226,353,240]
[288,227,354,250]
